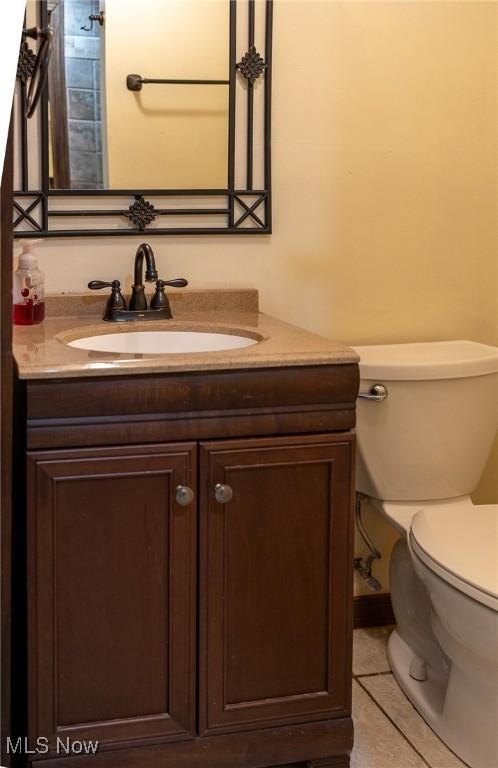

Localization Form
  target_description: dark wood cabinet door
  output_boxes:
[199,434,354,735]
[27,443,197,751]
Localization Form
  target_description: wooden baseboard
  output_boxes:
[353,593,395,629]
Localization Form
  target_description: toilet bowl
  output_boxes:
[353,340,498,768]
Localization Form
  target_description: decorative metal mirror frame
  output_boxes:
[14,0,272,238]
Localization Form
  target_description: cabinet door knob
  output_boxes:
[176,485,194,506]
[214,483,233,504]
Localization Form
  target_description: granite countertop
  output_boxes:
[13,289,358,380]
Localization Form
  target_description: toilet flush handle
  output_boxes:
[358,384,388,402]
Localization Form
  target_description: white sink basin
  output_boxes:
[68,330,259,355]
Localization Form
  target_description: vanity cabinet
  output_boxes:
[27,444,198,747]
[19,364,358,768]
[199,438,352,735]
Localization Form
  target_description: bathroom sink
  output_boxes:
[68,330,260,355]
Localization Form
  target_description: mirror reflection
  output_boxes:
[47,0,230,191]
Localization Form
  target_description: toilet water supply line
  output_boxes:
[354,493,382,592]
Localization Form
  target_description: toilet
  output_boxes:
[353,340,498,768]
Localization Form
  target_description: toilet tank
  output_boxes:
[353,341,498,501]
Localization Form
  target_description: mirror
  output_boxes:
[14,0,272,237]
[48,0,230,190]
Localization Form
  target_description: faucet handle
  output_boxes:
[150,280,170,313]
[88,279,120,291]
[160,278,189,288]
[88,279,126,314]
[150,278,187,314]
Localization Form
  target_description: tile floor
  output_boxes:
[351,626,467,768]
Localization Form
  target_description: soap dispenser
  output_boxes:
[13,241,45,325]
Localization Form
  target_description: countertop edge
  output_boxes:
[16,352,359,381]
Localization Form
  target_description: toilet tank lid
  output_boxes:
[352,340,498,380]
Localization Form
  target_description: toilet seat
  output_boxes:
[409,500,498,611]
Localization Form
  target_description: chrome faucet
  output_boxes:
[88,243,188,321]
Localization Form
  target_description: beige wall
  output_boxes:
[104,0,229,188]
[29,0,498,594]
